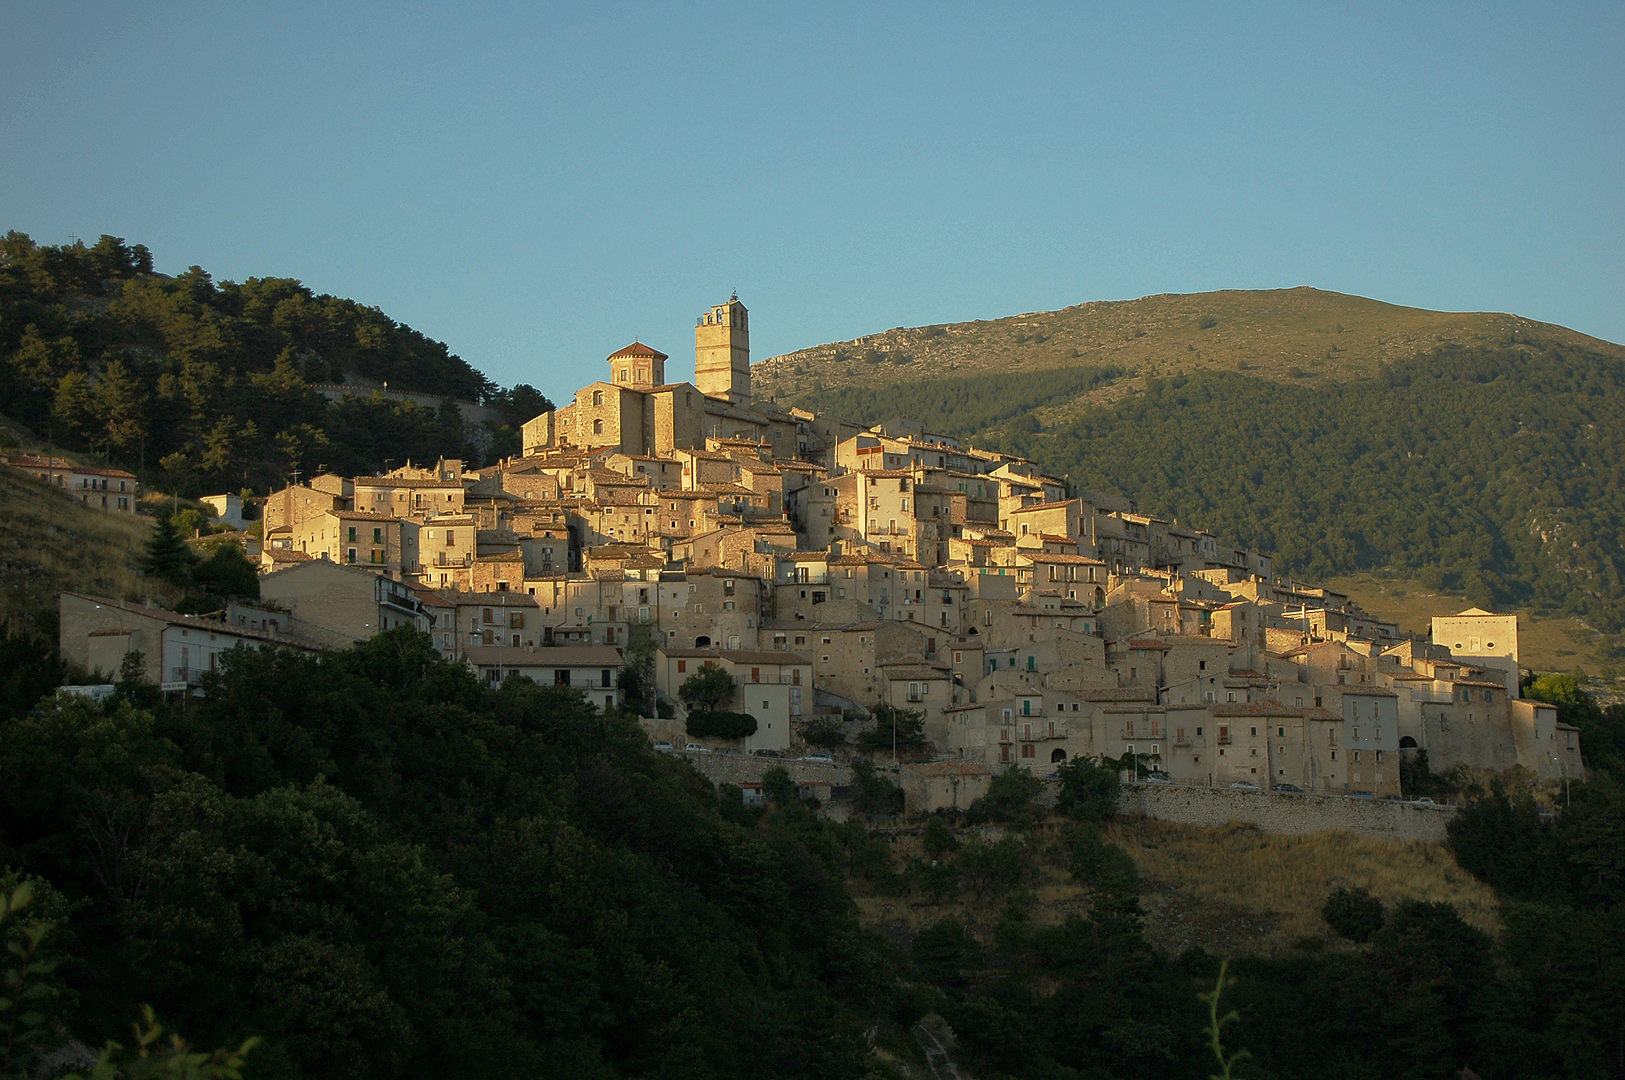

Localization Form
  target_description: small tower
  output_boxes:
[606,341,667,389]
[695,295,750,406]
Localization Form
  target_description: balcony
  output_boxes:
[434,553,472,567]
[1216,735,1233,746]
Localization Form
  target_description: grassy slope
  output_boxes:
[849,816,1498,960]
[1329,572,1619,692]
[0,465,160,626]
[755,287,1625,426]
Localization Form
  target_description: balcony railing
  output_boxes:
[1216,735,1233,745]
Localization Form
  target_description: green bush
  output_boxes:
[1062,823,1138,892]
[801,717,846,748]
[968,765,1043,824]
[1322,885,1385,942]
[684,709,758,740]
[1055,755,1121,822]
[850,759,904,816]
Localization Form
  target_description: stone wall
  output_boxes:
[680,751,851,790]
[1113,783,1454,843]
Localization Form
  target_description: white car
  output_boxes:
[684,743,711,754]
[1412,796,1436,805]
[652,740,674,752]
[799,753,834,764]
[1229,780,1263,792]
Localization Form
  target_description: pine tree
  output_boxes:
[141,516,195,588]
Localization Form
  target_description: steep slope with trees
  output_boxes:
[0,232,550,493]
[769,292,1625,640]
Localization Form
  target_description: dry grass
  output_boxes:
[847,816,1501,962]
[0,464,161,626]
[850,823,1092,946]
[1329,571,1614,678]
[1104,817,1501,958]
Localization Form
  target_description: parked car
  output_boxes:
[1143,773,1174,785]
[1273,783,1303,793]
[684,743,711,754]
[1229,780,1262,792]
[652,740,673,752]
[799,753,834,764]
[1412,796,1436,805]
[1347,790,1373,799]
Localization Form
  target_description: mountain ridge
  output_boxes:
[755,286,1625,425]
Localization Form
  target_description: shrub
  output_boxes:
[1055,755,1121,822]
[1062,823,1138,892]
[1322,886,1385,942]
[969,765,1043,824]
[684,710,758,740]
[801,717,846,749]
[922,816,959,858]
[850,759,904,816]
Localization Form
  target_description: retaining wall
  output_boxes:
[1113,784,1454,843]
[680,751,852,789]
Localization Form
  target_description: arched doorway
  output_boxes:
[694,635,711,648]
[1051,748,1068,763]
[1399,736,1418,748]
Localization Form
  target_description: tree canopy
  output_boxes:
[0,233,551,495]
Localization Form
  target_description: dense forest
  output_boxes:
[0,233,550,493]
[798,344,1625,637]
[2,628,1623,1079]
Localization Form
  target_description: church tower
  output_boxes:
[695,295,750,406]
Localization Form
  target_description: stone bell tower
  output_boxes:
[695,294,750,406]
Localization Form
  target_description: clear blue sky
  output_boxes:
[4,2,1621,406]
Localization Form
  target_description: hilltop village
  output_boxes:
[56,297,1586,800]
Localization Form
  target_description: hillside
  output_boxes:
[852,816,1500,960]
[0,464,158,627]
[755,287,1625,422]
[762,290,1625,642]
[0,232,550,495]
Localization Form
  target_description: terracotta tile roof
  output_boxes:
[354,476,465,488]
[606,341,669,361]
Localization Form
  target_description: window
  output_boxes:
[347,526,357,542]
